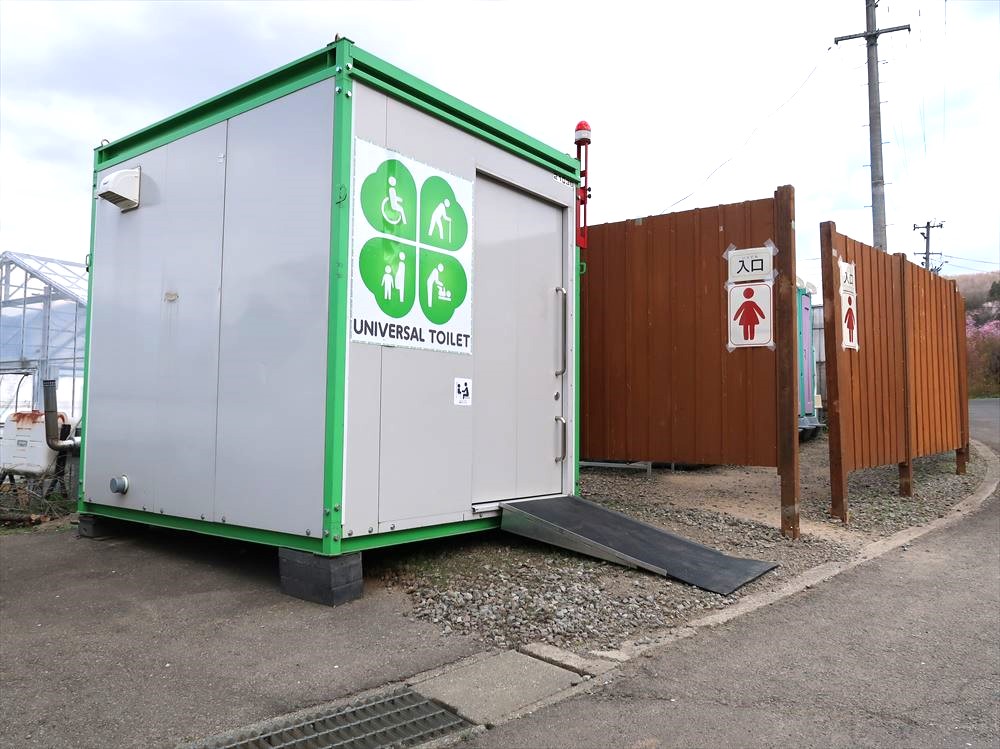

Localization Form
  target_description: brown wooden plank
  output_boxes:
[890,253,906,463]
[695,206,724,463]
[913,268,926,456]
[604,220,628,459]
[720,201,748,463]
[666,211,680,461]
[670,209,698,463]
[624,219,650,460]
[870,246,886,465]
[856,240,873,468]
[879,250,895,465]
[587,222,610,460]
[748,197,777,467]
[821,222,848,521]
[648,214,672,460]
[774,186,799,537]
[898,254,914,496]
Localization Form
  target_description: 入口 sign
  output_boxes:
[838,259,857,294]
[725,243,775,283]
[349,139,474,354]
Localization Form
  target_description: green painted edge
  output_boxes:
[322,39,354,556]
[79,503,323,552]
[349,47,578,181]
[95,47,340,170]
[94,42,579,186]
[574,245,581,494]
[77,154,99,510]
[340,517,500,553]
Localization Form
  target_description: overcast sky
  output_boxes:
[1,0,997,288]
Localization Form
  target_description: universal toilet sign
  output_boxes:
[350,139,474,354]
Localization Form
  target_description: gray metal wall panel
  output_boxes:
[467,179,517,502]
[345,84,575,530]
[213,81,334,537]
[341,88,387,537]
[84,124,227,519]
[509,183,565,496]
[377,345,473,524]
[341,343,381,536]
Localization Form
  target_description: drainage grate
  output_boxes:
[192,688,472,749]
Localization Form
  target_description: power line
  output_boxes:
[660,45,834,212]
[941,254,1000,266]
[944,262,997,273]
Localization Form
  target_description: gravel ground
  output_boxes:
[798,435,986,535]
[367,433,984,653]
[368,495,851,653]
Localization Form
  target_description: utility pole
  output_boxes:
[914,221,944,271]
[835,0,910,252]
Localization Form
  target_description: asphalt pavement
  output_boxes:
[472,401,1000,748]
[970,398,999,453]
[0,525,481,748]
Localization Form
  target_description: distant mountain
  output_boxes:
[953,271,1000,314]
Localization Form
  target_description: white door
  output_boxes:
[471,176,566,503]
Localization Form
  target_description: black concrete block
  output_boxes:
[77,514,118,539]
[278,549,363,606]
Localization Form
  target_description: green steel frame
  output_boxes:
[79,38,580,555]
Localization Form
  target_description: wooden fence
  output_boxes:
[581,186,801,537]
[820,222,969,521]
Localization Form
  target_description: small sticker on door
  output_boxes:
[454,377,471,406]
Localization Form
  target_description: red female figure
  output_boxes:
[734,287,765,341]
[844,295,856,343]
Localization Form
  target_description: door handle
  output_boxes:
[555,416,567,462]
[555,287,567,376]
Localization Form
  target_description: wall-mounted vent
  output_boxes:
[97,167,140,211]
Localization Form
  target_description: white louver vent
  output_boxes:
[97,167,140,211]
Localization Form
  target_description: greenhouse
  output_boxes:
[0,251,87,422]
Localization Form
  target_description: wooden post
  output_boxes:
[896,253,914,496]
[820,222,849,522]
[954,287,970,474]
[774,186,800,539]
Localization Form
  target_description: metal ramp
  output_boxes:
[500,496,776,596]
